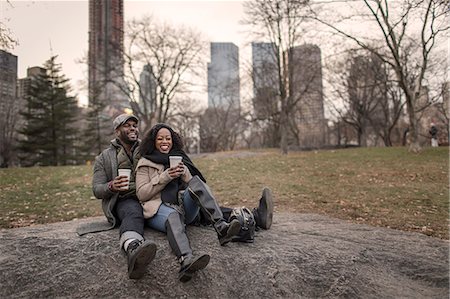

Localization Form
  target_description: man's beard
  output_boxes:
[119,131,138,145]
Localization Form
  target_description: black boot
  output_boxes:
[166,212,210,282]
[178,253,210,283]
[188,176,241,245]
[252,187,274,230]
[126,239,157,279]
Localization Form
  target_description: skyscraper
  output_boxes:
[0,50,17,102]
[207,42,240,110]
[88,0,128,115]
[251,42,279,118]
[138,64,157,118]
[17,67,46,101]
[0,50,18,167]
[289,44,326,148]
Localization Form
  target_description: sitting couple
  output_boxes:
[79,114,274,282]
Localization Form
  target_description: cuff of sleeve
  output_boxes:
[107,181,115,192]
[160,170,173,184]
[182,168,192,183]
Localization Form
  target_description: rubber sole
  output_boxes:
[260,187,274,229]
[128,241,157,279]
[179,254,210,283]
[219,219,241,246]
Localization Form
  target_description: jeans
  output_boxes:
[145,190,200,233]
[115,196,145,247]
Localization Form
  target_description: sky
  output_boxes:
[1,0,249,106]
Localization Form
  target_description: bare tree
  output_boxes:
[242,0,311,154]
[199,106,244,152]
[309,0,449,152]
[0,90,19,167]
[0,1,19,167]
[325,49,407,147]
[200,73,246,152]
[168,95,204,154]
[122,16,206,131]
[0,1,18,51]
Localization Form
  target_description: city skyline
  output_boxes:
[2,0,248,107]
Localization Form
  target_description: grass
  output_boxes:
[0,147,448,239]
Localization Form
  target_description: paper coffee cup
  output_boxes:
[169,156,183,168]
[118,168,131,190]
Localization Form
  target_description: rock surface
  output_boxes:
[1,213,448,298]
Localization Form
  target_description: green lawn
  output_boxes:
[1,147,448,239]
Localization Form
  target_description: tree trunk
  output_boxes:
[405,100,421,153]
[280,99,289,154]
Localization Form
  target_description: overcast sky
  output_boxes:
[2,0,248,106]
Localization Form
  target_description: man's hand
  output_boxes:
[109,175,129,192]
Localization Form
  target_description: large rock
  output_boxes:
[1,213,448,298]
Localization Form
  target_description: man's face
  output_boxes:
[116,119,139,145]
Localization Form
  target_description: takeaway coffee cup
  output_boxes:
[169,156,183,168]
[118,168,132,190]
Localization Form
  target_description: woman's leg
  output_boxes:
[145,204,176,233]
[146,203,209,283]
[183,190,200,225]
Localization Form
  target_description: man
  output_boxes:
[429,123,438,147]
[78,113,157,279]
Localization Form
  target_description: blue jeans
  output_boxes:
[145,190,199,233]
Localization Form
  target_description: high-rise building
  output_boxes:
[138,64,157,117]
[207,42,240,110]
[17,66,46,100]
[289,44,326,148]
[0,50,18,167]
[88,0,128,115]
[252,42,279,118]
[0,50,17,102]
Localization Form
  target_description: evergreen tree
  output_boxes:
[18,56,79,166]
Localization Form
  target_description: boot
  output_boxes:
[126,239,157,279]
[188,176,241,245]
[166,212,210,282]
[178,253,210,283]
[252,187,274,230]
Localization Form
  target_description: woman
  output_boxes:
[135,123,241,282]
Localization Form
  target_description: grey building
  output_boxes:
[138,64,157,117]
[88,0,128,115]
[0,50,18,167]
[252,42,279,118]
[289,44,326,148]
[17,66,46,100]
[207,42,240,110]
[0,50,17,101]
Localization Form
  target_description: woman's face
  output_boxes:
[155,128,173,154]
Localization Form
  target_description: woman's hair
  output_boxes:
[140,123,184,156]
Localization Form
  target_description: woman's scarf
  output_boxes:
[143,149,206,205]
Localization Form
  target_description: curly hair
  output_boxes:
[140,123,184,156]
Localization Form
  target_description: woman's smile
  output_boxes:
[156,128,173,153]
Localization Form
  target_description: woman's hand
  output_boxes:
[168,161,185,179]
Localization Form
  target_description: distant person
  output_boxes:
[429,123,438,147]
[77,114,157,280]
[135,123,273,282]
